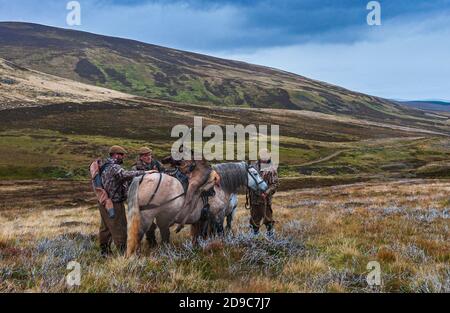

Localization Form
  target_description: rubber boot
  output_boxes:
[250,224,260,236]
[100,244,112,258]
[266,223,275,238]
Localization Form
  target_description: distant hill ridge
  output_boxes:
[0,21,428,121]
[400,100,450,112]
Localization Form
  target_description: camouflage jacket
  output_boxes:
[131,159,164,172]
[249,161,279,204]
[101,158,145,203]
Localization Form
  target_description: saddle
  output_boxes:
[168,166,216,208]
[139,167,215,213]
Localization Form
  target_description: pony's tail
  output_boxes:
[126,176,141,257]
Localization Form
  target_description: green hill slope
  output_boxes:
[0,21,428,121]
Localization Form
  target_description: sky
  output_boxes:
[1,0,450,101]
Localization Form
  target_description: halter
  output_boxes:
[245,163,266,210]
[246,164,266,187]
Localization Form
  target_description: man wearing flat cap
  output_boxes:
[98,145,147,257]
[131,147,163,172]
[249,148,279,237]
[131,147,164,248]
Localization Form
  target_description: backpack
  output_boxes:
[89,159,115,217]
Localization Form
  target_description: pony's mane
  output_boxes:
[212,162,247,194]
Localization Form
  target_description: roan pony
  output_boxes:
[126,161,268,256]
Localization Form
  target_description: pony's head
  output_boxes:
[246,164,268,194]
[212,161,269,195]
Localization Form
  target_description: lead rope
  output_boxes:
[245,170,259,230]
[245,187,251,210]
[248,169,273,229]
[261,171,275,228]
[245,166,251,210]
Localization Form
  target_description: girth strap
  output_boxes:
[139,172,161,211]
[139,191,186,211]
[138,172,186,211]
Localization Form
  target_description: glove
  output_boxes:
[107,207,116,219]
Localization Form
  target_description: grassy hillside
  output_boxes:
[0,98,448,183]
[0,58,133,109]
[0,57,448,185]
[0,21,438,123]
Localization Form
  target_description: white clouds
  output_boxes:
[213,13,450,100]
[0,0,244,50]
[0,0,449,100]
[79,1,243,49]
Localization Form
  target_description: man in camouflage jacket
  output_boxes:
[249,149,279,237]
[99,145,146,257]
[131,147,164,172]
[130,147,164,247]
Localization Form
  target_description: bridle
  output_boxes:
[245,163,265,210]
[246,164,265,188]
[139,161,263,211]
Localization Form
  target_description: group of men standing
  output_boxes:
[96,145,279,257]
[97,145,161,257]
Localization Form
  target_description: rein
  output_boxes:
[245,164,258,210]
[245,188,251,210]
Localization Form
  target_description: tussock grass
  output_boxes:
[0,179,449,292]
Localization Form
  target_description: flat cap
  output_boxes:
[109,145,128,155]
[138,147,153,155]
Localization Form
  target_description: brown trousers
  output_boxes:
[98,202,127,248]
[250,197,274,229]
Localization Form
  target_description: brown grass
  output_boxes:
[0,179,449,292]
